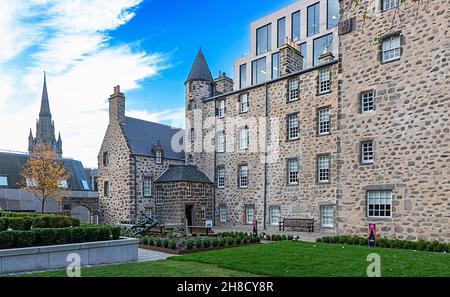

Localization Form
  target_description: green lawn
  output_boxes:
[20,241,450,277]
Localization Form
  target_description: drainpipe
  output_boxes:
[132,154,138,224]
[263,82,269,230]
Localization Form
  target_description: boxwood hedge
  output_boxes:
[0,225,121,249]
[0,213,80,231]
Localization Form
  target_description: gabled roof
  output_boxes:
[0,152,93,191]
[155,165,212,184]
[123,117,185,160]
[185,49,213,83]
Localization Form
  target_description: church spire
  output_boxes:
[185,48,213,84]
[39,71,51,117]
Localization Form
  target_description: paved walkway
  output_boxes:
[138,248,175,262]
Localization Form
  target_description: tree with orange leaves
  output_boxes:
[20,145,71,213]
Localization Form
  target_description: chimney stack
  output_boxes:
[279,37,303,76]
[214,71,233,94]
[318,46,334,65]
[109,85,125,125]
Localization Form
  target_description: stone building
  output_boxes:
[185,0,449,240]
[99,0,449,241]
[0,75,98,222]
[154,165,213,226]
[98,86,214,225]
[335,0,450,241]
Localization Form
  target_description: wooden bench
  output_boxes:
[148,224,166,234]
[279,218,314,232]
[187,226,214,236]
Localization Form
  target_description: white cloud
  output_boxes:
[0,0,182,168]
[128,108,186,129]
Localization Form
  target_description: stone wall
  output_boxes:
[97,120,132,224]
[155,181,214,227]
[336,0,450,241]
[189,60,339,230]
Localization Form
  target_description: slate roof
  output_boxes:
[0,152,93,191]
[155,165,212,184]
[185,49,213,83]
[123,117,185,160]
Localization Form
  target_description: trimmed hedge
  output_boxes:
[316,235,450,253]
[0,214,80,231]
[0,225,121,249]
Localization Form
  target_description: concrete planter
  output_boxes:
[0,237,138,275]
[138,242,260,255]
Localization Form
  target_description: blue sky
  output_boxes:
[0,0,297,167]
[117,0,297,112]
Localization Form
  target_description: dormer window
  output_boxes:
[0,176,8,187]
[155,150,162,164]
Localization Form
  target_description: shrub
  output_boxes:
[241,237,248,244]
[218,237,226,247]
[0,231,15,249]
[13,231,35,247]
[111,226,121,240]
[163,238,170,248]
[169,240,177,250]
[71,227,86,243]
[417,240,429,251]
[142,236,149,245]
[202,238,211,248]
[84,227,98,242]
[226,237,234,246]
[287,235,293,241]
[155,237,162,247]
[195,239,203,249]
[186,240,193,250]
[233,237,241,245]
[148,237,155,246]
[281,234,287,241]
[211,238,219,247]
[55,228,71,244]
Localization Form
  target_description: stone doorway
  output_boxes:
[71,205,91,223]
[185,204,194,226]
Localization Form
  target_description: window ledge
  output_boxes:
[286,138,300,142]
[381,57,401,65]
[316,91,332,96]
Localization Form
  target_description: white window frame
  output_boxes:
[239,93,249,113]
[200,206,206,220]
[288,114,299,140]
[319,69,331,94]
[239,165,249,188]
[245,205,255,224]
[218,100,225,118]
[200,184,206,196]
[0,176,8,187]
[269,206,281,226]
[318,107,330,135]
[217,166,225,188]
[155,150,162,164]
[367,190,392,218]
[318,155,330,183]
[219,205,227,223]
[287,159,299,185]
[143,177,152,197]
[382,35,401,63]
[239,127,249,150]
[361,141,374,164]
[288,79,299,101]
[216,131,226,153]
[186,183,192,197]
[361,91,375,113]
[382,0,400,11]
[321,205,334,227]
[156,187,163,205]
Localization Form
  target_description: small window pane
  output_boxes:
[0,176,8,187]
[239,127,249,150]
[252,57,267,85]
[256,24,272,55]
[143,178,152,197]
[270,206,281,225]
[288,114,299,140]
[245,206,255,224]
[220,206,227,223]
[239,64,247,89]
[319,69,331,93]
[382,35,401,62]
[361,141,374,164]
[289,79,299,101]
[307,3,320,37]
[240,93,249,113]
[217,166,226,188]
[81,180,90,190]
[361,91,375,113]
[321,205,334,227]
[277,18,286,47]
[217,131,226,153]
[239,165,249,188]
[288,159,299,184]
[298,43,307,69]
[327,0,340,29]
[368,191,392,217]
[272,52,280,79]
[318,108,330,135]
[313,34,333,66]
[292,11,301,41]
[383,0,400,10]
[318,155,330,183]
